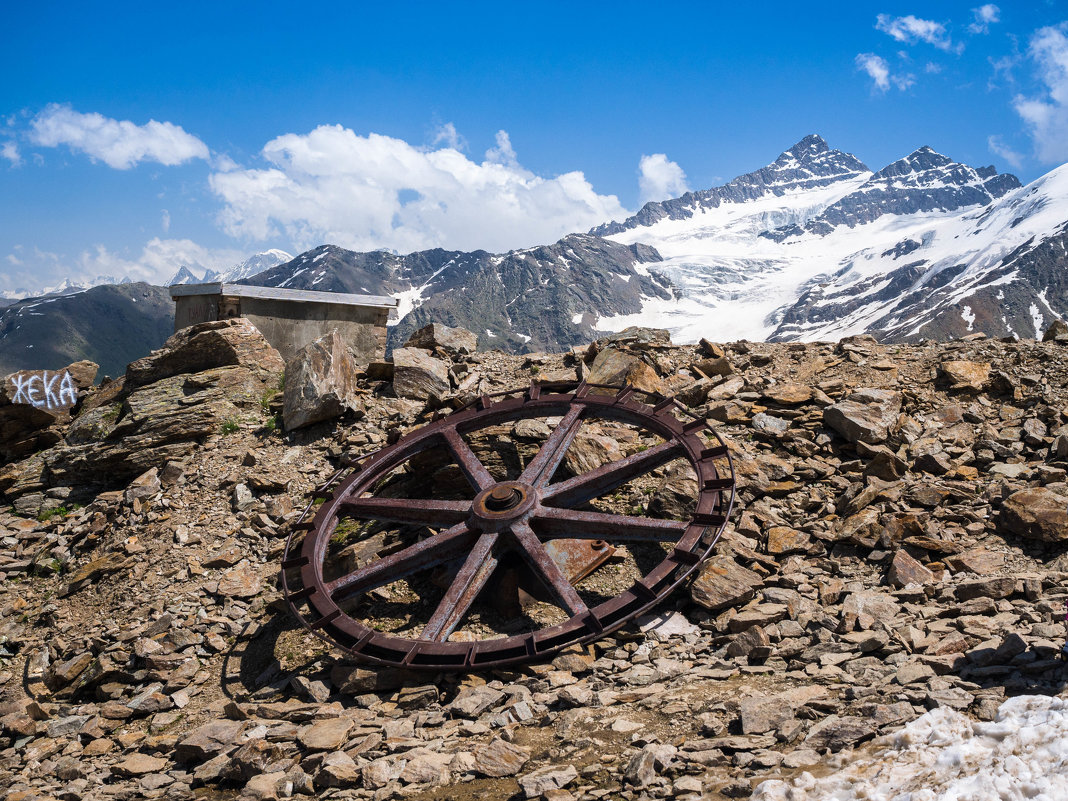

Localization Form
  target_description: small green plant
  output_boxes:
[530,364,541,374]
[260,389,277,411]
[37,506,68,522]
[221,419,241,435]
[277,372,286,391]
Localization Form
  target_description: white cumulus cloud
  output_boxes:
[1013,23,1068,164]
[856,53,915,92]
[208,125,629,254]
[876,14,957,52]
[28,104,209,169]
[638,154,690,204]
[968,4,1000,34]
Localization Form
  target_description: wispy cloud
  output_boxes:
[638,154,690,205]
[856,53,915,92]
[987,134,1024,168]
[430,122,466,151]
[968,5,1000,35]
[876,14,958,52]
[28,104,209,169]
[1,140,20,166]
[1012,23,1068,164]
[209,124,629,254]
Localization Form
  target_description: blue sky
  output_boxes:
[2,1,1067,295]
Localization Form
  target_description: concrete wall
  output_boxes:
[173,293,389,365]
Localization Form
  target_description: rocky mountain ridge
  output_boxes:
[0,320,1067,799]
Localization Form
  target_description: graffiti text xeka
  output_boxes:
[9,370,79,411]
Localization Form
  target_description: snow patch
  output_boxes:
[961,305,975,332]
[753,695,1068,801]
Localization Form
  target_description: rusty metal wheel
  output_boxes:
[281,380,735,670]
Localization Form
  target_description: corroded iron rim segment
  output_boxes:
[281,380,735,671]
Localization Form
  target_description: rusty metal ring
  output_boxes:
[281,380,735,671]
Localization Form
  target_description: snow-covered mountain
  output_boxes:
[165,249,293,287]
[0,275,131,301]
[591,134,1068,342]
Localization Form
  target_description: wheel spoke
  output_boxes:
[420,531,499,642]
[541,440,685,508]
[327,522,477,602]
[441,426,495,491]
[519,405,584,487]
[511,520,588,617]
[533,506,688,543]
[339,497,471,527]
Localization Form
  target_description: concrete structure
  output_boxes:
[169,283,398,364]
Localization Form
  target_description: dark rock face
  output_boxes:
[592,134,871,236]
[0,283,173,378]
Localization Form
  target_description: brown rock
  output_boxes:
[999,488,1068,542]
[888,549,935,588]
[823,388,902,444]
[112,753,169,777]
[298,717,354,751]
[690,556,764,612]
[762,383,813,405]
[956,576,1015,601]
[473,738,531,777]
[283,329,362,430]
[803,716,877,752]
[586,347,663,393]
[766,526,810,555]
[938,360,990,391]
[944,549,1005,575]
[215,563,262,598]
[176,719,246,763]
[391,347,450,401]
[126,318,284,388]
[404,323,478,355]
[725,625,771,658]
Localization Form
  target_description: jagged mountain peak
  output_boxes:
[873,146,955,178]
[781,133,830,159]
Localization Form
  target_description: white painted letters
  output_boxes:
[7,370,80,411]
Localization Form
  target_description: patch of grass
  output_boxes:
[221,419,241,435]
[277,372,286,391]
[260,389,277,411]
[37,506,69,522]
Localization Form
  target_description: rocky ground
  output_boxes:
[1,319,1067,800]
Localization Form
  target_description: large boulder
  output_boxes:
[403,323,478,356]
[283,330,362,430]
[823,388,902,445]
[126,319,284,388]
[391,347,450,401]
[586,348,663,394]
[999,488,1068,542]
[937,360,990,391]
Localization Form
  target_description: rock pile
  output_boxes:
[0,322,1067,800]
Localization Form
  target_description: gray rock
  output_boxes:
[282,329,362,430]
[691,556,764,612]
[823,388,903,444]
[518,764,579,799]
[472,739,530,777]
[404,323,478,355]
[392,347,450,401]
[448,684,505,717]
[803,716,877,751]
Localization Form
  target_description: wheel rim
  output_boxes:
[281,380,735,670]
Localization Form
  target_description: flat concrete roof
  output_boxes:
[169,282,397,309]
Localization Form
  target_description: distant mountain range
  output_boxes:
[166,249,293,286]
[2,134,1066,378]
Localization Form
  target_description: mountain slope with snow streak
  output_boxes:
[594,135,1061,343]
